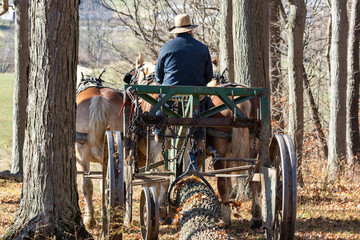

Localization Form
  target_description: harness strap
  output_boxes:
[118,97,128,118]
[207,127,232,139]
[75,132,88,143]
[129,103,135,122]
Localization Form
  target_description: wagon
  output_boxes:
[100,84,297,240]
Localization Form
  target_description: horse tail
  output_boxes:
[231,100,252,164]
[88,95,111,160]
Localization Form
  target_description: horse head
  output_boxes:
[77,65,93,87]
[207,58,229,87]
[125,54,157,85]
[135,61,156,85]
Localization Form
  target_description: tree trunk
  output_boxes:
[303,64,328,158]
[233,0,266,87]
[232,0,270,202]
[270,0,284,132]
[286,0,306,185]
[346,0,360,169]
[328,0,348,179]
[4,1,91,239]
[263,0,270,87]
[326,16,332,89]
[219,0,234,82]
[11,0,29,176]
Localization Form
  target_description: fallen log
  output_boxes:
[174,177,230,240]
[0,170,23,182]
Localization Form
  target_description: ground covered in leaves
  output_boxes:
[0,158,359,239]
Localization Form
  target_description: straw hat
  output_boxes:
[169,14,198,34]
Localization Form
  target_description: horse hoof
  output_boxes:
[84,216,96,229]
[223,221,232,229]
[250,219,262,230]
[221,205,232,228]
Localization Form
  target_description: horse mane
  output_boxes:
[212,57,219,66]
[77,65,93,86]
[136,53,144,70]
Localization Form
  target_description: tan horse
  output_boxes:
[75,61,160,228]
[76,84,124,228]
[206,79,261,228]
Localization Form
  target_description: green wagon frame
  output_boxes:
[100,84,297,240]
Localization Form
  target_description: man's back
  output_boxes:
[155,33,213,86]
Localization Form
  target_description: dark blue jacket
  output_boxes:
[155,33,213,86]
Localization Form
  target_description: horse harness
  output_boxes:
[206,82,250,140]
[76,76,122,96]
[75,76,123,144]
[129,65,156,85]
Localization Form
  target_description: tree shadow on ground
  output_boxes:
[229,218,265,240]
[228,217,360,240]
[296,217,360,234]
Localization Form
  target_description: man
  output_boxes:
[155,13,213,150]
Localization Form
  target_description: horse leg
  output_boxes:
[76,143,96,229]
[250,180,262,229]
[216,176,232,227]
[214,160,232,228]
[208,136,233,227]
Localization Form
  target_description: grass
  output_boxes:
[0,73,13,146]
[0,73,13,169]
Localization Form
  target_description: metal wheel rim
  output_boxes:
[140,187,153,240]
[149,186,160,239]
[283,134,297,239]
[271,135,291,240]
[102,131,115,238]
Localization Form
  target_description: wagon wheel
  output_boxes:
[268,134,296,240]
[124,154,133,224]
[282,134,297,238]
[149,186,160,239]
[102,131,124,240]
[140,186,160,240]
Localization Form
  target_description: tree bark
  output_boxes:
[219,0,234,82]
[11,0,29,176]
[233,0,266,87]
[263,0,270,87]
[326,16,332,89]
[4,1,91,239]
[232,0,270,201]
[286,0,306,185]
[270,0,284,132]
[328,0,348,179]
[346,0,360,169]
[303,64,328,158]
